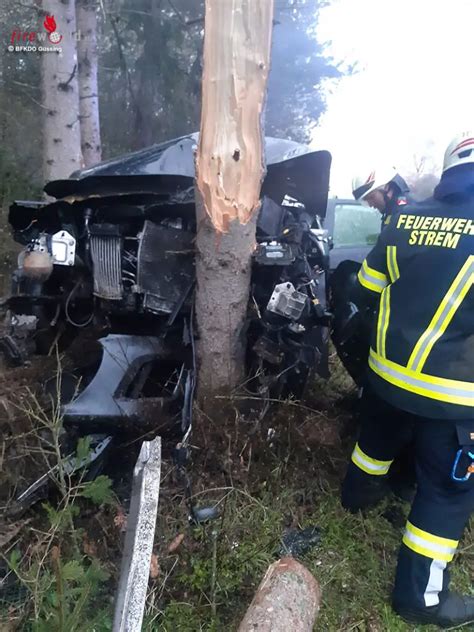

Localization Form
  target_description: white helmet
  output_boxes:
[352,167,399,202]
[442,131,474,173]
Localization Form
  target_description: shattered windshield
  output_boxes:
[333,203,380,248]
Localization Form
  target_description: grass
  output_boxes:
[149,475,473,631]
[0,363,116,631]
[147,357,474,631]
[0,354,473,631]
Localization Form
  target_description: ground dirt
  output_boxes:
[0,351,472,631]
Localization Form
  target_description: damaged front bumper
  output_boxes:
[63,334,191,435]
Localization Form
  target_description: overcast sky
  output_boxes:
[312,0,474,196]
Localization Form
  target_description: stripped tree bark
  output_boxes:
[76,0,102,166]
[41,0,82,182]
[238,558,321,632]
[195,0,274,400]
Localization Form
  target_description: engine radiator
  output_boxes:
[136,220,194,314]
[90,231,123,300]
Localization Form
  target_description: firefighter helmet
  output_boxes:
[352,167,399,202]
[442,131,474,173]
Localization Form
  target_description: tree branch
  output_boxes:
[16,89,51,111]
[0,78,40,91]
[109,16,137,107]
[166,0,187,25]
[58,64,77,92]
[166,0,203,26]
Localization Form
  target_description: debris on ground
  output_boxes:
[167,533,185,554]
[279,525,321,558]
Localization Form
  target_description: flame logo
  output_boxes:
[43,15,57,33]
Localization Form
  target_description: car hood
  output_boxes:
[44,133,332,219]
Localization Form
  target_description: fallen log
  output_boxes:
[238,557,321,632]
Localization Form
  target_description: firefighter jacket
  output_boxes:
[357,192,474,420]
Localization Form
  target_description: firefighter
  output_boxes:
[341,132,474,628]
[351,167,417,498]
[352,167,411,228]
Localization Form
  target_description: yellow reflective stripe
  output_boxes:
[376,286,391,358]
[402,537,454,562]
[370,349,473,389]
[358,260,388,294]
[408,256,474,372]
[406,521,458,548]
[403,522,458,562]
[369,349,474,407]
[358,271,383,293]
[387,246,400,282]
[351,442,393,476]
[381,287,391,357]
[376,290,384,353]
[363,259,387,282]
[374,248,397,357]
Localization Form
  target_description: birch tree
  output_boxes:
[77,0,102,166]
[41,0,82,181]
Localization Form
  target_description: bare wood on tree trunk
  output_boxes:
[238,558,322,632]
[195,0,274,398]
[41,0,83,182]
[77,0,102,166]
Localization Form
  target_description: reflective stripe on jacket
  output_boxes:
[357,197,474,419]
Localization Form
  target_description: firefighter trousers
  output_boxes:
[341,387,474,609]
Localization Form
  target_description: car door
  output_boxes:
[325,199,381,272]
[325,199,381,384]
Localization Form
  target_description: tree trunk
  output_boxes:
[195,0,274,399]
[41,0,82,182]
[238,558,321,632]
[76,0,101,166]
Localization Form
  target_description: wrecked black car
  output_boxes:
[2,134,333,443]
